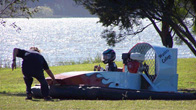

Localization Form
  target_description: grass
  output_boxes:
[0,58,196,110]
[177,58,196,89]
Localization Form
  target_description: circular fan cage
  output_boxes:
[129,43,156,81]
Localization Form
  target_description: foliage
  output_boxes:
[31,6,53,18]
[193,21,196,34]
[74,0,196,56]
[0,0,39,33]
[0,0,39,18]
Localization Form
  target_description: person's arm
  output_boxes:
[45,69,57,84]
[12,48,19,71]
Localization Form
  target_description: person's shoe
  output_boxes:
[25,94,32,100]
[44,96,53,101]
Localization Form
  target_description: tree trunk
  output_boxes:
[161,17,173,48]
[169,20,196,56]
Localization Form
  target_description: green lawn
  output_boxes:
[0,58,196,110]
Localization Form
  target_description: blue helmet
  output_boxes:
[102,49,116,64]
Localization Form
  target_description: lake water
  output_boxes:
[0,18,195,68]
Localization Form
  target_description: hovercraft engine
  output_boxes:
[122,43,178,92]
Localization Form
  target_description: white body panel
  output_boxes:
[124,43,178,92]
[87,72,141,90]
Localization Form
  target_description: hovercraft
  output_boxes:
[32,43,196,100]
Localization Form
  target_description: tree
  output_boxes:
[0,0,39,32]
[74,0,196,56]
[32,6,53,18]
[0,0,39,18]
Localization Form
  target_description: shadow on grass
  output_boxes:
[0,91,60,102]
[0,91,26,97]
[178,88,196,93]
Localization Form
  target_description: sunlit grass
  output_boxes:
[0,58,196,110]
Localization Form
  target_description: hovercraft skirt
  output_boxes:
[31,85,196,100]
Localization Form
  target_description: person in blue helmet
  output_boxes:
[94,49,117,71]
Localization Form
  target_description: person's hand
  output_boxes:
[94,65,102,71]
[94,65,98,71]
[12,61,16,71]
[52,79,57,84]
[52,79,60,86]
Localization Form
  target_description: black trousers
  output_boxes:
[23,72,49,97]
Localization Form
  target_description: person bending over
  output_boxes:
[12,47,57,101]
